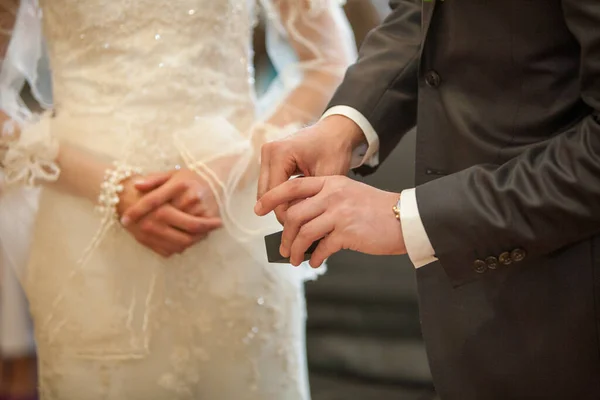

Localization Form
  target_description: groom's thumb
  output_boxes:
[134,172,173,192]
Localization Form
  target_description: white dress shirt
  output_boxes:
[321,106,438,268]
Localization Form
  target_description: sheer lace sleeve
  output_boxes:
[174,0,355,265]
[0,0,134,283]
[0,1,119,203]
[257,0,356,128]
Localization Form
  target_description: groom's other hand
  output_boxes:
[256,115,366,223]
[255,175,406,267]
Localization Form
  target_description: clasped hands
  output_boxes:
[117,168,222,257]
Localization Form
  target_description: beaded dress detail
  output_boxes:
[0,0,356,399]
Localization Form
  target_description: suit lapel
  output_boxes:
[421,0,437,43]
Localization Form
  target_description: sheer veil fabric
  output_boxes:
[0,1,356,399]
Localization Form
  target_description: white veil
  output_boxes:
[0,0,52,282]
[257,0,356,120]
[0,0,357,360]
[174,0,357,279]
[0,0,357,282]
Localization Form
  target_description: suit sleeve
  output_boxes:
[326,0,421,174]
[415,0,600,287]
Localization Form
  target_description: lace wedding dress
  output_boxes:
[0,0,356,399]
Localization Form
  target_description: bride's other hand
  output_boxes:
[134,169,220,219]
[121,168,221,229]
[118,173,221,257]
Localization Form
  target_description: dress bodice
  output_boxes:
[39,0,262,170]
[41,0,257,131]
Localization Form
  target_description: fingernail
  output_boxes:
[120,216,130,226]
[254,201,262,214]
[279,244,289,258]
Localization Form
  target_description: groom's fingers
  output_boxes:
[310,233,342,269]
[288,213,334,266]
[254,177,324,216]
[280,198,326,258]
[267,155,303,221]
[122,181,186,225]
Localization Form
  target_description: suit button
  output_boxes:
[511,248,527,262]
[424,70,441,87]
[499,252,512,265]
[474,259,487,273]
[485,256,498,270]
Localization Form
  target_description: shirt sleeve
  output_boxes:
[321,106,438,268]
[321,105,380,168]
[400,188,438,268]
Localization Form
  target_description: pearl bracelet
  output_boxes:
[96,161,142,220]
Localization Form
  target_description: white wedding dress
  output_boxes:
[0,1,356,399]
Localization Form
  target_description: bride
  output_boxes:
[0,0,356,399]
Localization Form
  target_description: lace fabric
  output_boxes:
[178,0,357,246]
[258,0,355,123]
[0,1,356,398]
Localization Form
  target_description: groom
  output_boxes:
[255,0,600,399]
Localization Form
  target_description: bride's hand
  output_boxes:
[118,173,222,257]
[120,168,221,231]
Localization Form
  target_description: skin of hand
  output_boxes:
[256,115,367,223]
[255,175,406,267]
[118,170,222,258]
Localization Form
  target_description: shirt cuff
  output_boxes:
[321,105,380,168]
[400,188,438,268]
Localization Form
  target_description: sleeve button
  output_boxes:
[511,248,527,262]
[499,252,512,265]
[474,259,487,273]
[485,256,498,269]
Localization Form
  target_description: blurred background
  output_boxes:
[1,1,435,399]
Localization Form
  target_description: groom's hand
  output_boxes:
[256,115,366,223]
[255,175,406,267]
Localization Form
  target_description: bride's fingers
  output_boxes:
[122,181,185,226]
[134,235,174,258]
[140,219,197,250]
[156,205,222,234]
[185,203,206,217]
[134,171,174,192]
[172,188,207,211]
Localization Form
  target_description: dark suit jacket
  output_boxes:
[328,0,600,398]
